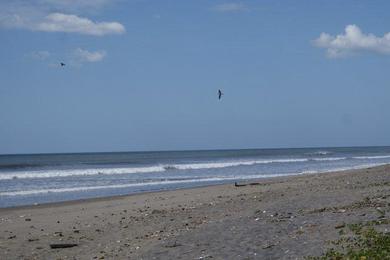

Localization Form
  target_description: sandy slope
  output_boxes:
[1,165,390,259]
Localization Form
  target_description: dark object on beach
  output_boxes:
[262,243,276,249]
[50,243,78,249]
[235,182,261,187]
[335,223,346,229]
[165,240,182,248]
[218,89,223,100]
[60,62,66,67]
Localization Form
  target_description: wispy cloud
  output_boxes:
[313,24,390,58]
[74,48,106,63]
[28,48,106,67]
[34,13,124,36]
[0,0,125,36]
[212,3,248,13]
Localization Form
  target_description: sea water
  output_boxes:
[1,146,390,207]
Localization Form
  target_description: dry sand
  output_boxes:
[1,165,390,259]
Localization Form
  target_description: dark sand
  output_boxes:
[1,165,390,259]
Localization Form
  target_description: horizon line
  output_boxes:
[1,144,390,157]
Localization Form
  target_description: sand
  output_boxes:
[1,165,390,259]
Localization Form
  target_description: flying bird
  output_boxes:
[218,89,223,100]
[60,62,66,67]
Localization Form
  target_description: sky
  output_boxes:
[1,0,390,154]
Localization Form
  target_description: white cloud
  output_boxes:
[74,48,106,62]
[213,3,248,13]
[0,1,125,36]
[313,24,390,58]
[34,13,125,36]
[25,48,106,67]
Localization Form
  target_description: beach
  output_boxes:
[1,164,389,259]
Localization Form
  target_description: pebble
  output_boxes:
[335,223,345,229]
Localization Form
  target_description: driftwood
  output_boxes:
[234,182,247,187]
[50,243,78,249]
[234,182,261,187]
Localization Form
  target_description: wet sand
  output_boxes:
[1,165,390,259]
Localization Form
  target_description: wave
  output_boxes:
[310,157,346,161]
[2,155,388,180]
[306,150,332,156]
[0,173,298,196]
[353,155,390,160]
[300,162,388,174]
[0,158,310,180]
[3,162,388,197]
[0,163,55,170]
[166,158,309,170]
[0,166,166,180]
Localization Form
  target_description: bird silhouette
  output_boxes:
[60,62,66,67]
[218,89,223,100]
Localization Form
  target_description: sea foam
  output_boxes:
[353,155,390,160]
[1,155,389,181]
[0,173,296,196]
[2,162,388,197]
[0,158,311,180]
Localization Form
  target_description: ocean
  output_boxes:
[1,146,390,208]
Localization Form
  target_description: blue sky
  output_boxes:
[1,0,390,154]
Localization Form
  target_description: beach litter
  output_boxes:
[50,243,78,249]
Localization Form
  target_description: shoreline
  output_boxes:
[1,163,388,211]
[1,164,390,259]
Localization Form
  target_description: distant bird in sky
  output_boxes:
[218,89,223,100]
[60,62,66,67]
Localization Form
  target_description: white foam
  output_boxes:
[310,157,346,161]
[0,158,309,180]
[0,173,296,196]
[302,163,388,174]
[0,166,166,180]
[2,155,387,181]
[353,155,390,160]
[307,151,332,155]
[2,162,388,197]
[169,158,308,170]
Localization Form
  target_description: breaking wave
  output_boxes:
[0,173,297,196]
[353,155,390,160]
[0,158,310,180]
[310,157,346,161]
[1,155,389,181]
[2,162,388,197]
[306,150,332,156]
[0,166,166,180]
